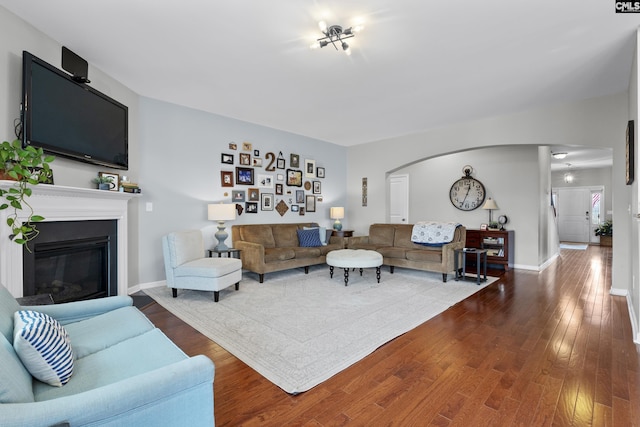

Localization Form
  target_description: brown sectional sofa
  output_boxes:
[231,223,345,283]
[347,223,466,282]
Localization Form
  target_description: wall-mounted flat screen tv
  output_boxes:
[22,51,128,170]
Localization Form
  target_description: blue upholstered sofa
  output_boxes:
[0,284,214,426]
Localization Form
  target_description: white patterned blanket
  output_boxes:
[411,221,460,245]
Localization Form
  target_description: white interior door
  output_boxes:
[389,174,409,224]
[556,188,591,243]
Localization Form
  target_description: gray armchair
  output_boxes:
[162,230,242,302]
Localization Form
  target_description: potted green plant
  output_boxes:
[93,175,115,190]
[594,220,612,247]
[0,139,55,248]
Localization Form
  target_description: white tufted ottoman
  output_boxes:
[326,249,383,286]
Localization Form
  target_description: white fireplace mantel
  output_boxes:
[0,181,138,297]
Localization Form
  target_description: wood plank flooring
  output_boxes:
[141,245,640,426]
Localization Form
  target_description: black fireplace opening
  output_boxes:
[23,220,118,303]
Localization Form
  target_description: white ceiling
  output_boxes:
[1,1,639,167]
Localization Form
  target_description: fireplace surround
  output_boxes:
[0,182,136,298]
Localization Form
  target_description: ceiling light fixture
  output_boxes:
[310,21,362,55]
[552,152,568,159]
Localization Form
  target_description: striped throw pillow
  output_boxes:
[297,228,323,247]
[13,310,74,387]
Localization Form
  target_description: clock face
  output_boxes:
[449,177,486,211]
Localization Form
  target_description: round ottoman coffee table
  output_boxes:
[326,249,383,286]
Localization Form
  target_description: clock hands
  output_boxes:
[460,182,471,207]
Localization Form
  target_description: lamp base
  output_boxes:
[214,222,229,252]
[333,220,342,231]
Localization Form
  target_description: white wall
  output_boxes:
[392,146,539,269]
[0,7,142,286]
[137,97,347,284]
[347,93,630,278]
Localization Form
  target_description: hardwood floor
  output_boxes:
[141,245,640,426]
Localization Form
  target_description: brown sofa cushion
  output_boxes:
[369,224,395,246]
[393,226,416,249]
[264,247,296,262]
[272,224,300,248]
[293,247,322,259]
[377,246,407,259]
[406,249,442,263]
[241,225,276,248]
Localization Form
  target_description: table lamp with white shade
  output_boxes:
[208,203,236,251]
[330,206,344,231]
[482,198,499,224]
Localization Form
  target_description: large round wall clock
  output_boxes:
[449,165,486,211]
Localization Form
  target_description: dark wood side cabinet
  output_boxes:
[465,229,514,270]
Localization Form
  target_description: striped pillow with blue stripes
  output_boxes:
[13,310,74,387]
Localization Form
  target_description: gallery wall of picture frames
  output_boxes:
[219,142,327,217]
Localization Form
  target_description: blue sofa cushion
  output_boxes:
[33,328,187,401]
[64,306,155,359]
[0,335,34,403]
[13,310,74,387]
[0,284,20,342]
[297,228,323,247]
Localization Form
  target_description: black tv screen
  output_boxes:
[22,51,128,170]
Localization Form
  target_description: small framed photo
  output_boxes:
[242,142,252,151]
[248,188,260,201]
[305,159,316,178]
[299,206,305,216]
[261,193,274,211]
[287,169,302,187]
[221,171,233,187]
[253,157,263,167]
[232,190,245,202]
[99,172,119,191]
[257,174,273,188]
[254,149,260,157]
[296,189,305,203]
[290,153,300,168]
[313,181,321,194]
[480,223,488,230]
[305,195,316,212]
[221,153,234,164]
[235,167,254,185]
[245,202,258,213]
[277,173,284,181]
[316,167,325,178]
[277,158,285,169]
[239,153,251,165]
[275,183,283,195]
[291,204,299,212]
[228,142,237,150]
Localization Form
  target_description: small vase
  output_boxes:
[98,183,111,190]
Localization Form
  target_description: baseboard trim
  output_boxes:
[127,281,165,295]
[626,293,640,344]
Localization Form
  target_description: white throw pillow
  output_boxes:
[13,310,74,387]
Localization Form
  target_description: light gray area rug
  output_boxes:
[145,266,496,394]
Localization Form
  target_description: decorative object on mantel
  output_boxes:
[208,203,236,251]
[330,207,344,231]
[94,172,119,191]
[0,139,55,249]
